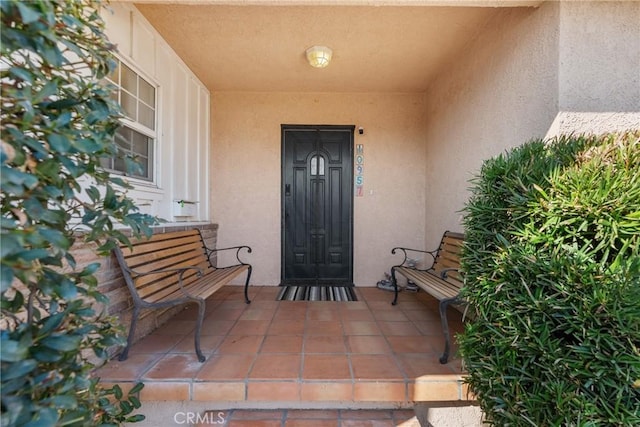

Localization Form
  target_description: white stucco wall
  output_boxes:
[549,0,640,136]
[211,92,428,286]
[558,0,640,113]
[422,3,560,246]
[102,3,211,222]
[422,0,639,246]
[102,0,638,288]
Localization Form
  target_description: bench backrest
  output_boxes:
[431,231,465,284]
[114,229,212,303]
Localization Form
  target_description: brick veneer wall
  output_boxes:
[71,223,218,351]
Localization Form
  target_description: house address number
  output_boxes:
[355,144,364,197]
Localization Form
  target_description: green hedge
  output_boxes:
[459,131,640,425]
[1,1,156,424]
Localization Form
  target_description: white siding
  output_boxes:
[101,3,210,222]
[198,88,211,220]
[187,78,200,202]
[172,63,189,203]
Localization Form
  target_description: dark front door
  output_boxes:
[282,125,354,285]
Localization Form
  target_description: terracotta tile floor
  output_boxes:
[96,286,469,409]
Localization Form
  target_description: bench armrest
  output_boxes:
[440,268,462,280]
[206,245,252,267]
[390,247,437,269]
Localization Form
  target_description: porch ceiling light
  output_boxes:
[306,45,332,68]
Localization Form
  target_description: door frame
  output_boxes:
[280,124,355,286]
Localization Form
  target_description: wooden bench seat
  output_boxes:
[113,229,252,362]
[390,231,465,364]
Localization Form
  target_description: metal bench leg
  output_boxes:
[439,297,459,364]
[391,268,399,305]
[244,265,252,304]
[194,300,206,362]
[119,306,140,361]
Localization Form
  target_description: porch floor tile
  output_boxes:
[94,286,469,408]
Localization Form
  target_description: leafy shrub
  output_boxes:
[459,131,640,425]
[1,1,157,425]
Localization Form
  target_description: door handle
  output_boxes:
[285,184,291,196]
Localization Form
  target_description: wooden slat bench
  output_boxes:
[390,231,465,364]
[113,229,252,362]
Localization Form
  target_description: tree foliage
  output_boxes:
[1,1,158,425]
[459,132,640,425]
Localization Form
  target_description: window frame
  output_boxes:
[104,55,159,186]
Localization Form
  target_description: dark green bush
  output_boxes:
[459,131,640,425]
[1,1,157,425]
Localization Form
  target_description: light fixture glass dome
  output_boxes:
[306,45,332,68]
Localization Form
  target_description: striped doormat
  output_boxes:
[277,285,358,301]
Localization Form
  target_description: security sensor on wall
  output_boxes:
[358,127,364,135]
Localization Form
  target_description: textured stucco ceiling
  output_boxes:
[132,1,540,92]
